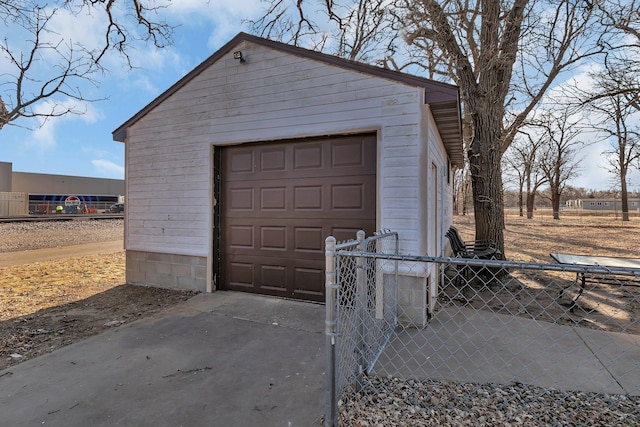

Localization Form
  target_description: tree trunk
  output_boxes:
[552,191,561,220]
[621,173,629,222]
[518,184,524,217]
[462,182,467,215]
[526,192,536,219]
[469,113,505,256]
[453,192,458,215]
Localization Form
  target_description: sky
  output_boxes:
[1,1,260,181]
[1,0,637,191]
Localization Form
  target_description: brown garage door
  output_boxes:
[218,134,376,301]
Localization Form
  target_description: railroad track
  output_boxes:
[0,214,124,223]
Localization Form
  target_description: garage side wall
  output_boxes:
[396,101,454,326]
[124,41,443,290]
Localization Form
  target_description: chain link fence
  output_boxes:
[324,231,640,426]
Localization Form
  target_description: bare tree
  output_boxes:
[400,0,605,252]
[502,152,527,217]
[569,0,640,221]
[251,0,604,256]
[586,90,640,221]
[0,0,173,131]
[536,108,583,219]
[503,132,547,218]
[453,166,472,215]
[563,0,640,119]
[249,0,398,62]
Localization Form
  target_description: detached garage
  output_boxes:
[113,33,463,310]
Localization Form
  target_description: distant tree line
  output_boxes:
[504,188,640,210]
[456,185,640,214]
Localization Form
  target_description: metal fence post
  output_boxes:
[324,236,338,427]
[355,230,366,392]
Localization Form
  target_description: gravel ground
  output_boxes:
[339,378,640,426]
[338,216,640,426]
[0,218,123,253]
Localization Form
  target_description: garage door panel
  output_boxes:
[224,253,373,300]
[225,219,374,257]
[331,184,365,210]
[220,134,376,301]
[330,136,376,173]
[260,226,287,251]
[228,225,254,249]
[294,227,324,252]
[225,176,375,218]
[228,262,254,288]
[226,255,288,293]
[229,188,254,210]
[293,185,323,211]
[260,264,287,290]
[293,266,324,299]
[225,137,375,182]
[331,139,366,167]
[230,151,255,173]
[260,187,287,210]
[294,143,324,170]
[261,147,287,172]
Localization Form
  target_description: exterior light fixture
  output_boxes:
[233,51,245,63]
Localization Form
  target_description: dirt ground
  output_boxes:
[0,221,196,370]
[2,213,640,370]
[450,211,640,335]
[455,210,640,262]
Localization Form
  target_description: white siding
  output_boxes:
[125,40,447,257]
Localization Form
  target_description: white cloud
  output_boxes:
[23,100,103,152]
[28,120,58,151]
[32,3,181,78]
[129,74,162,96]
[538,63,599,110]
[574,134,640,192]
[101,1,263,92]
[45,6,105,53]
[162,0,261,49]
[91,159,124,178]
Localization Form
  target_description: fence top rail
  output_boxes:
[364,230,398,243]
[335,240,360,251]
[331,230,398,251]
[335,250,640,278]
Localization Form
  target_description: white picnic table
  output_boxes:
[550,253,640,310]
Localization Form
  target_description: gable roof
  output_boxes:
[113,32,464,166]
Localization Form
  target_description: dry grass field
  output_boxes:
[455,211,640,262]
[451,211,640,335]
[2,213,640,369]
[0,221,195,370]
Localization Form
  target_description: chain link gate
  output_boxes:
[325,231,640,426]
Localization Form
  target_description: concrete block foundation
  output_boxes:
[126,250,207,292]
[397,275,432,328]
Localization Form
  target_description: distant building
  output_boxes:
[0,162,124,215]
[0,161,11,192]
[565,199,640,211]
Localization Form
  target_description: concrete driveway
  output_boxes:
[0,291,326,426]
